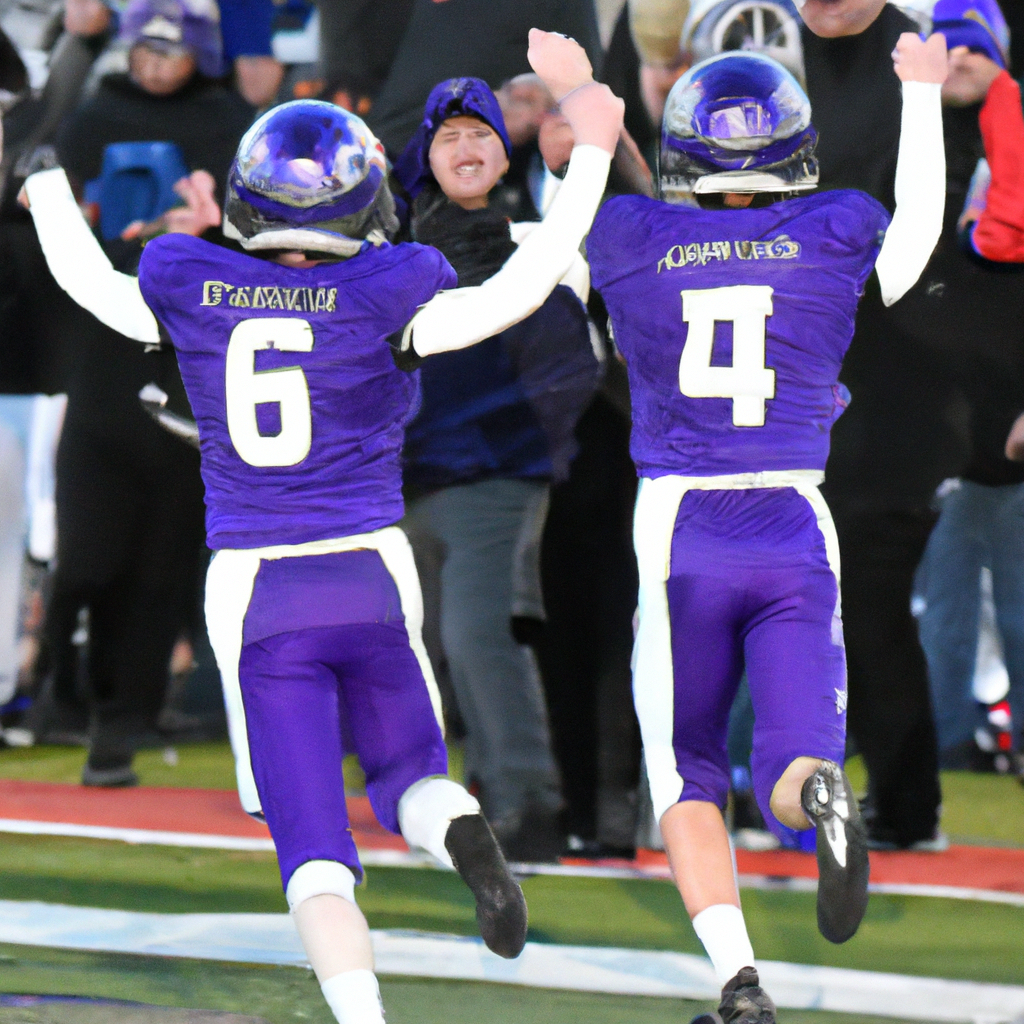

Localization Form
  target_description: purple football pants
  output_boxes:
[236,549,447,889]
[634,481,847,840]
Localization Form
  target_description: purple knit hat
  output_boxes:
[393,77,513,199]
[932,0,1010,69]
[119,0,224,79]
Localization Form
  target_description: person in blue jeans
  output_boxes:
[395,77,603,860]
[919,480,1024,768]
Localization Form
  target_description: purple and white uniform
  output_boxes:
[139,234,457,885]
[588,189,889,838]
[24,140,612,895]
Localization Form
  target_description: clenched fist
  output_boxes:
[892,32,948,84]
[527,28,594,102]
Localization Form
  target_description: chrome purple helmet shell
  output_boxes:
[223,100,398,257]
[659,51,818,200]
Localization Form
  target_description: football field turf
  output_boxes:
[0,947,923,1024]
[0,742,1021,1023]
[0,948,940,1024]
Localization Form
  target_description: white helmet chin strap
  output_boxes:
[222,220,388,257]
[693,170,819,194]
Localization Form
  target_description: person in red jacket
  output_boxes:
[938,0,1024,262]
[916,0,1024,777]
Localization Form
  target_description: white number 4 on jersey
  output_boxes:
[678,285,775,427]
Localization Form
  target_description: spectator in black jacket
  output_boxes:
[396,77,603,860]
[365,0,602,156]
[797,0,956,852]
[908,1,1024,775]
[25,0,254,786]
[627,0,953,850]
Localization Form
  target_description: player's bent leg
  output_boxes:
[337,615,527,959]
[399,776,528,958]
[744,486,865,941]
[769,756,825,829]
[797,759,870,944]
[287,860,383,1024]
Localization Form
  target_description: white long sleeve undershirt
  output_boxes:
[25,168,161,345]
[510,219,591,305]
[404,143,610,358]
[27,143,610,356]
[874,81,945,307]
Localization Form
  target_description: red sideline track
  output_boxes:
[0,779,1022,894]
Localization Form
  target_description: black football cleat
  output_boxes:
[444,813,528,958]
[801,760,870,943]
[717,967,776,1024]
[690,1015,724,1024]
[81,762,139,788]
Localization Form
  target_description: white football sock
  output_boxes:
[691,903,757,986]
[286,860,356,912]
[321,968,384,1024]
[398,776,481,868]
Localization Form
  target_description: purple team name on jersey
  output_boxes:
[588,190,890,478]
[139,235,456,550]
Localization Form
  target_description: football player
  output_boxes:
[24,30,623,1024]
[586,34,947,1022]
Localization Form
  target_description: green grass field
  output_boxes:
[0,946,927,1024]
[0,742,1021,1022]
[0,834,1021,986]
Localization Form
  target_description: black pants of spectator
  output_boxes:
[47,415,205,768]
[828,502,942,847]
[536,393,642,851]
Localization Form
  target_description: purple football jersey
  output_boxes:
[139,235,456,549]
[588,190,889,478]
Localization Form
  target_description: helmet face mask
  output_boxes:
[659,52,819,203]
[224,100,399,257]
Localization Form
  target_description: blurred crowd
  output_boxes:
[0,0,1022,858]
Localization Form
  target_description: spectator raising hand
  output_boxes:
[120,169,221,241]
[20,0,254,787]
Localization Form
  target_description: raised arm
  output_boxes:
[398,29,624,360]
[23,168,161,345]
[874,33,948,307]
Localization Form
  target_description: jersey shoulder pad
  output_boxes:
[589,195,659,285]
[592,194,653,240]
[806,189,890,257]
[397,239,458,292]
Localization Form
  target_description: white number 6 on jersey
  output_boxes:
[678,285,775,427]
[225,317,313,467]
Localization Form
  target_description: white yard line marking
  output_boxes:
[0,818,276,852]
[0,901,1019,1023]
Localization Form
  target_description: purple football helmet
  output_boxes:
[659,51,818,201]
[223,100,398,257]
[932,0,1009,68]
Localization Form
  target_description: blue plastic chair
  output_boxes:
[83,141,191,241]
